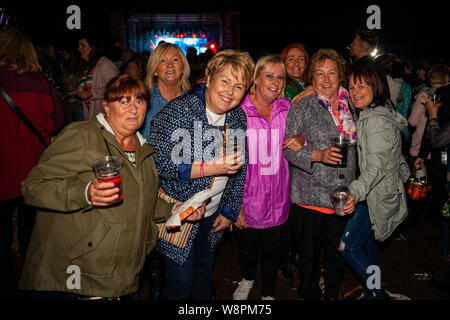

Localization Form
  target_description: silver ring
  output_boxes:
[230,165,233,170]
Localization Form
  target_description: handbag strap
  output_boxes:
[0,84,48,148]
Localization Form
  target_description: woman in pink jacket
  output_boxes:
[232,55,304,300]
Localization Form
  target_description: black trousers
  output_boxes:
[0,197,36,299]
[291,205,349,300]
[235,225,282,297]
[279,204,297,266]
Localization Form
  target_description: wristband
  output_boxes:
[200,161,205,178]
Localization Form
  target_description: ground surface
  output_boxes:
[211,200,450,301]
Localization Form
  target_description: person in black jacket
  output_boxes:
[416,79,450,260]
[348,28,389,98]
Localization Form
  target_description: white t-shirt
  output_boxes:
[204,107,228,218]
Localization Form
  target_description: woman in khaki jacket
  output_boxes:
[19,75,203,299]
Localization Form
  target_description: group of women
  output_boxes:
[12,34,410,300]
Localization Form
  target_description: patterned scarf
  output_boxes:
[317,85,357,143]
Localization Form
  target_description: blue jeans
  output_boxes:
[339,204,381,291]
[163,215,216,300]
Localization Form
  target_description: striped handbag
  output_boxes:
[156,188,194,248]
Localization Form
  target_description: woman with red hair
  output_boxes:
[281,43,309,102]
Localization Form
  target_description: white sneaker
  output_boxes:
[233,279,254,300]
[261,296,275,300]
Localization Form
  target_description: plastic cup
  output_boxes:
[330,185,350,216]
[93,156,123,201]
[331,134,350,166]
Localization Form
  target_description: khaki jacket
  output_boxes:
[19,114,173,297]
[349,106,410,242]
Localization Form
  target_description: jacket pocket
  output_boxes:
[68,218,121,278]
[371,183,404,240]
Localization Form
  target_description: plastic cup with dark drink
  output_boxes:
[93,156,123,201]
[330,185,350,216]
[331,134,350,166]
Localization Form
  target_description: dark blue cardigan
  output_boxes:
[149,84,248,264]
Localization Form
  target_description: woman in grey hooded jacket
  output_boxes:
[340,67,410,300]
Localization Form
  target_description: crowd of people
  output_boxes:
[0,26,449,301]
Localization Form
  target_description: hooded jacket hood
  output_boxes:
[358,105,407,132]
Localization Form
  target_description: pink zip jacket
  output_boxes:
[240,94,291,229]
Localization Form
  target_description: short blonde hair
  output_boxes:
[0,29,40,74]
[145,43,191,92]
[205,49,255,90]
[428,64,450,85]
[306,48,346,85]
[250,54,286,98]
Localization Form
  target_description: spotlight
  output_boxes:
[371,48,378,57]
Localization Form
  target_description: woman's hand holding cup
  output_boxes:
[314,147,342,165]
[207,151,243,175]
[88,178,122,206]
[343,193,355,214]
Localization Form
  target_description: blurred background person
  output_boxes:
[0,29,64,299]
[283,48,357,300]
[411,60,431,96]
[425,79,450,262]
[119,49,134,73]
[140,42,191,141]
[377,53,412,150]
[281,43,309,102]
[414,64,450,221]
[186,46,202,87]
[125,57,145,81]
[76,35,119,120]
[149,49,254,300]
[37,41,64,99]
[416,64,450,261]
[348,28,389,96]
[59,46,84,122]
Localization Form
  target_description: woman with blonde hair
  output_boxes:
[232,54,304,300]
[149,49,254,300]
[0,29,64,299]
[140,42,191,140]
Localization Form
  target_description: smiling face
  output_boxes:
[205,64,246,115]
[104,94,147,137]
[155,46,184,85]
[78,38,91,61]
[285,47,306,81]
[348,75,374,110]
[312,58,340,100]
[254,62,285,104]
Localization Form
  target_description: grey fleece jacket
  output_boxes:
[283,95,357,209]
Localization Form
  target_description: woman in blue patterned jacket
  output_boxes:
[149,49,255,300]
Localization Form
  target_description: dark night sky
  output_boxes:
[3,0,448,64]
